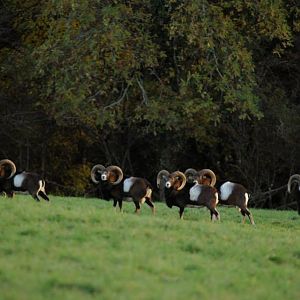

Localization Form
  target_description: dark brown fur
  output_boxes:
[218,183,254,225]
[92,166,155,214]
[160,172,219,221]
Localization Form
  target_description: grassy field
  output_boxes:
[0,195,300,300]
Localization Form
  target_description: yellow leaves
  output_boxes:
[71,19,80,29]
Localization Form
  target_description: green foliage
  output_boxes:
[0,0,299,198]
[0,196,300,299]
[165,1,260,118]
[64,164,92,196]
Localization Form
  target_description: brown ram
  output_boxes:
[157,170,219,221]
[91,164,155,214]
[287,174,300,214]
[0,159,49,201]
[192,168,254,225]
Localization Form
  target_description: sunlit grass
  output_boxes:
[0,195,300,300]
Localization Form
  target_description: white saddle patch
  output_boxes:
[13,173,26,188]
[123,177,136,193]
[189,184,202,201]
[220,181,235,201]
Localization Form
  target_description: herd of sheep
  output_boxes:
[1,159,299,224]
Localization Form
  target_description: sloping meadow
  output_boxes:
[0,195,300,300]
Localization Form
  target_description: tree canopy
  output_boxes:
[1,0,300,208]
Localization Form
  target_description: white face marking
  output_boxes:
[13,173,25,188]
[189,184,202,201]
[220,181,235,201]
[165,181,171,188]
[123,177,135,193]
[101,174,107,181]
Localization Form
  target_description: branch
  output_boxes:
[212,48,224,79]
[103,84,130,110]
[276,201,298,210]
[259,184,287,196]
[136,78,148,105]
[251,184,287,201]
[87,89,102,101]
[172,39,180,89]
[148,68,164,99]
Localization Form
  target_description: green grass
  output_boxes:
[0,195,300,300]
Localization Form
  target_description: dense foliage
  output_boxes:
[1,1,299,208]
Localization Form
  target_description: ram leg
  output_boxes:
[113,199,118,212]
[6,191,14,198]
[241,208,255,225]
[118,199,123,212]
[245,208,255,225]
[145,198,155,215]
[240,209,246,224]
[39,191,49,201]
[32,194,40,202]
[27,185,41,202]
[179,207,185,219]
[133,201,141,214]
[210,208,220,222]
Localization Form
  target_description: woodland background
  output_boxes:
[0,0,299,209]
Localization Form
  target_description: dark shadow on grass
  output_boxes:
[47,279,101,295]
[181,243,202,254]
[19,229,38,236]
[268,255,284,265]
[293,251,300,260]
[47,214,65,222]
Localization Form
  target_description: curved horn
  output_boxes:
[106,165,123,185]
[0,159,16,179]
[171,171,187,191]
[198,169,216,187]
[157,170,170,188]
[90,164,106,184]
[287,174,300,193]
[184,168,198,183]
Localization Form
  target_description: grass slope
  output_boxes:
[0,195,300,300]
